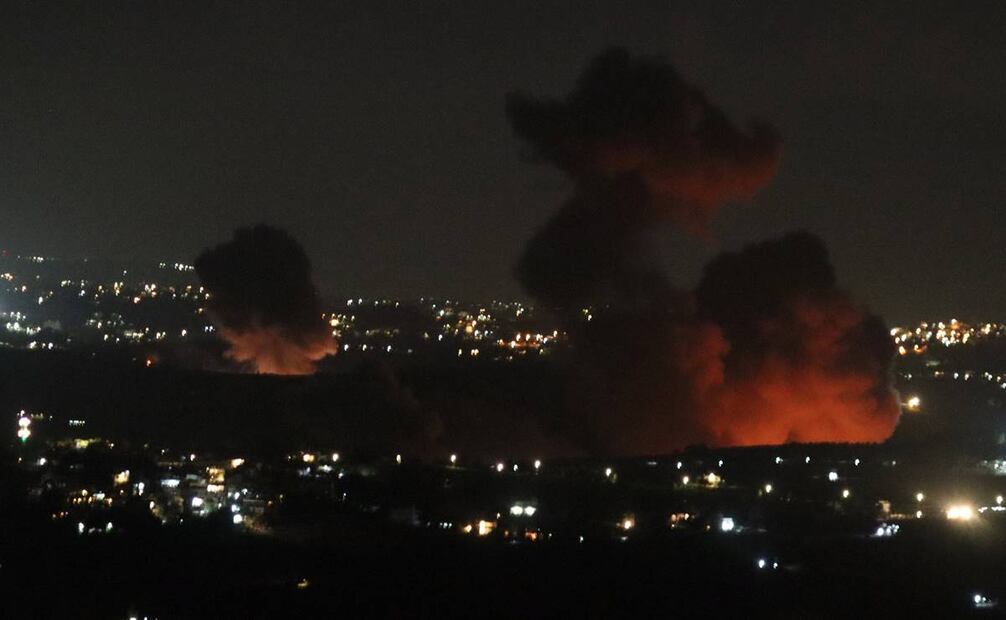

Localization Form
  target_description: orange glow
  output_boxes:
[219,324,337,375]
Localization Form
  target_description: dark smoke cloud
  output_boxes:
[507,47,780,236]
[195,225,337,375]
[695,232,899,445]
[509,49,898,454]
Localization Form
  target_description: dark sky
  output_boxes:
[1,1,1004,323]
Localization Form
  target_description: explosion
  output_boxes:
[195,225,337,375]
[508,48,898,454]
[696,232,899,445]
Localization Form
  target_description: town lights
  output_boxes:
[621,516,635,531]
[973,593,998,609]
[904,395,921,412]
[828,471,839,482]
[510,504,537,517]
[720,517,735,532]
[16,413,31,442]
[841,489,851,499]
[755,558,778,570]
[764,483,773,494]
[916,492,925,503]
[495,462,504,473]
[946,504,975,521]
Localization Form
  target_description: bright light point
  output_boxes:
[720,517,735,532]
[916,510,923,518]
[842,489,851,499]
[946,504,975,521]
[764,484,773,494]
[524,506,536,516]
[331,453,340,462]
[774,456,782,465]
[191,497,204,508]
[533,459,541,470]
[976,594,984,605]
[854,459,861,466]
[17,416,30,428]
[77,522,84,534]
[718,460,723,468]
[682,476,690,485]
[828,471,839,482]
[998,495,1004,506]
[621,517,634,531]
[232,513,243,524]
[916,492,925,502]
[905,395,921,411]
[757,558,766,569]
[230,458,245,468]
[512,464,518,472]
[604,467,613,478]
[510,505,524,516]
[495,462,504,473]
[805,456,811,464]
[396,454,402,464]
[450,454,457,464]
[676,461,683,469]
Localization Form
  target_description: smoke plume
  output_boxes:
[509,49,898,454]
[195,225,337,375]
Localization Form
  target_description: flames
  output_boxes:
[195,225,336,375]
[508,49,899,454]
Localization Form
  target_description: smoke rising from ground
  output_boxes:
[509,49,898,454]
[695,232,899,445]
[195,225,337,375]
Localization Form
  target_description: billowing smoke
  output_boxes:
[508,48,780,308]
[695,232,899,445]
[195,225,337,375]
[509,49,898,454]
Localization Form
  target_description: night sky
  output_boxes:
[2,1,1004,323]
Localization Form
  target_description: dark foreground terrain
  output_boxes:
[3,512,1006,619]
